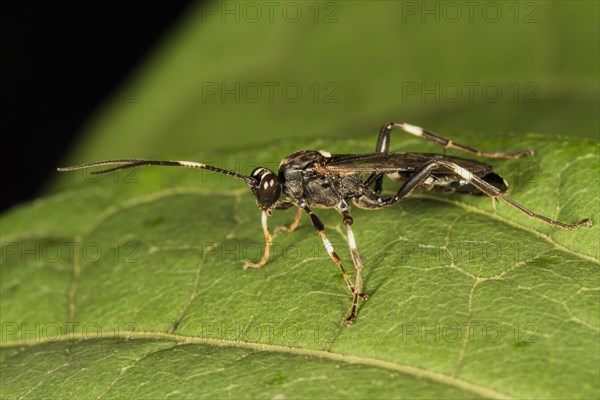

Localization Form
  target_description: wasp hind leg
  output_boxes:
[376,122,534,159]
[357,160,591,229]
[363,121,528,196]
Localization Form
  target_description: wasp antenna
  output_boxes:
[57,159,256,186]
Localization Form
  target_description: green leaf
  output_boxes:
[2,132,599,399]
[62,0,599,164]
[3,1,599,397]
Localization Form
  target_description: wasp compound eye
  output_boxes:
[250,167,281,207]
[258,173,279,200]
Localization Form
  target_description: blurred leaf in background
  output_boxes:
[56,0,598,167]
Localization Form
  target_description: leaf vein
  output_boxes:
[2,331,513,400]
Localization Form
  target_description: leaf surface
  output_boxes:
[2,133,599,399]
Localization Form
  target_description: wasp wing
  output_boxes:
[324,152,494,175]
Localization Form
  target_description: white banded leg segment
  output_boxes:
[343,218,367,325]
[379,158,589,229]
[243,211,272,270]
[440,160,509,198]
[452,165,475,182]
[322,235,335,255]
[397,123,424,137]
[391,123,533,159]
[316,231,355,293]
[300,205,356,294]
[346,224,363,271]
[437,161,592,229]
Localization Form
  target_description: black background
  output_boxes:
[2,3,194,212]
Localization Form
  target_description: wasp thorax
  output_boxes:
[250,167,281,209]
